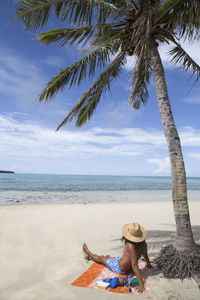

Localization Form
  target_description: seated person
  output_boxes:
[83,222,152,293]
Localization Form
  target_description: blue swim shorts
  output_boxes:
[106,257,126,274]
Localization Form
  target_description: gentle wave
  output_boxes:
[1,174,200,205]
[0,190,200,206]
[1,174,200,192]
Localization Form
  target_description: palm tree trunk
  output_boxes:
[150,42,195,251]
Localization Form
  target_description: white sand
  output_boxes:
[0,201,200,300]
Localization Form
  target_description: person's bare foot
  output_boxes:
[83,243,91,261]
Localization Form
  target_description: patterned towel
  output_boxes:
[71,258,152,295]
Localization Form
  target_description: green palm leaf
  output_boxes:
[14,0,200,130]
[14,0,62,30]
[161,0,200,40]
[169,44,200,81]
[37,42,120,102]
[35,22,124,47]
[61,0,128,25]
[56,52,126,129]
[14,0,128,31]
[111,0,132,10]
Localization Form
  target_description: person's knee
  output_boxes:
[100,256,108,265]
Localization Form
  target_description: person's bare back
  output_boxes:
[119,241,149,273]
[82,223,152,294]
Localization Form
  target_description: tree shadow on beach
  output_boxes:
[109,225,200,277]
[110,225,200,254]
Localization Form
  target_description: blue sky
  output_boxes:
[0,1,200,176]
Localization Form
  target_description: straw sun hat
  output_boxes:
[122,223,146,243]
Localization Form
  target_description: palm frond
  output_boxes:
[125,1,153,108]
[14,0,128,31]
[90,31,122,48]
[161,0,200,40]
[111,0,132,10]
[155,0,179,25]
[56,52,126,129]
[35,22,124,47]
[61,0,129,25]
[14,0,63,30]
[37,42,120,102]
[169,44,200,82]
[129,48,152,109]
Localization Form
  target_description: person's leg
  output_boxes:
[83,243,108,266]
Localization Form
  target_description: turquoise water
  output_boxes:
[0,174,200,205]
[1,173,200,191]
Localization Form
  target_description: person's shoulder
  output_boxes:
[125,242,135,251]
[125,242,137,258]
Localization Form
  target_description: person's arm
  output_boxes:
[143,241,152,268]
[127,244,145,293]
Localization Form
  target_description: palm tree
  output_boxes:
[15,0,200,282]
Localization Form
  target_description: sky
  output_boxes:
[0,1,200,176]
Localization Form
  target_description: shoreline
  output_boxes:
[1,198,200,208]
[1,189,200,206]
[0,202,200,300]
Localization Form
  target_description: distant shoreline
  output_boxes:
[0,170,15,174]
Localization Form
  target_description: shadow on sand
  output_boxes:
[109,225,200,276]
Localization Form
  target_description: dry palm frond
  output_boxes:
[154,244,200,286]
[129,50,152,109]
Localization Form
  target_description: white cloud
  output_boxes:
[0,46,46,105]
[96,127,166,146]
[124,55,137,71]
[159,39,200,70]
[0,114,167,161]
[184,96,200,104]
[179,127,200,147]
[147,157,170,174]
[123,39,200,71]
[187,152,200,160]
[110,50,137,71]
[95,101,141,127]
[1,114,200,174]
[44,55,65,67]
[158,43,175,69]
[1,115,200,162]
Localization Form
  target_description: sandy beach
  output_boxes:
[0,201,200,300]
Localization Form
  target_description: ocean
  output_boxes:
[0,174,200,205]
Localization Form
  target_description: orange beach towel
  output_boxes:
[71,258,152,295]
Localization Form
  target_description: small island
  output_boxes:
[0,170,15,173]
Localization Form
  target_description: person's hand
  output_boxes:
[135,284,145,294]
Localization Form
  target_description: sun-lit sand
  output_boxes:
[0,201,200,300]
